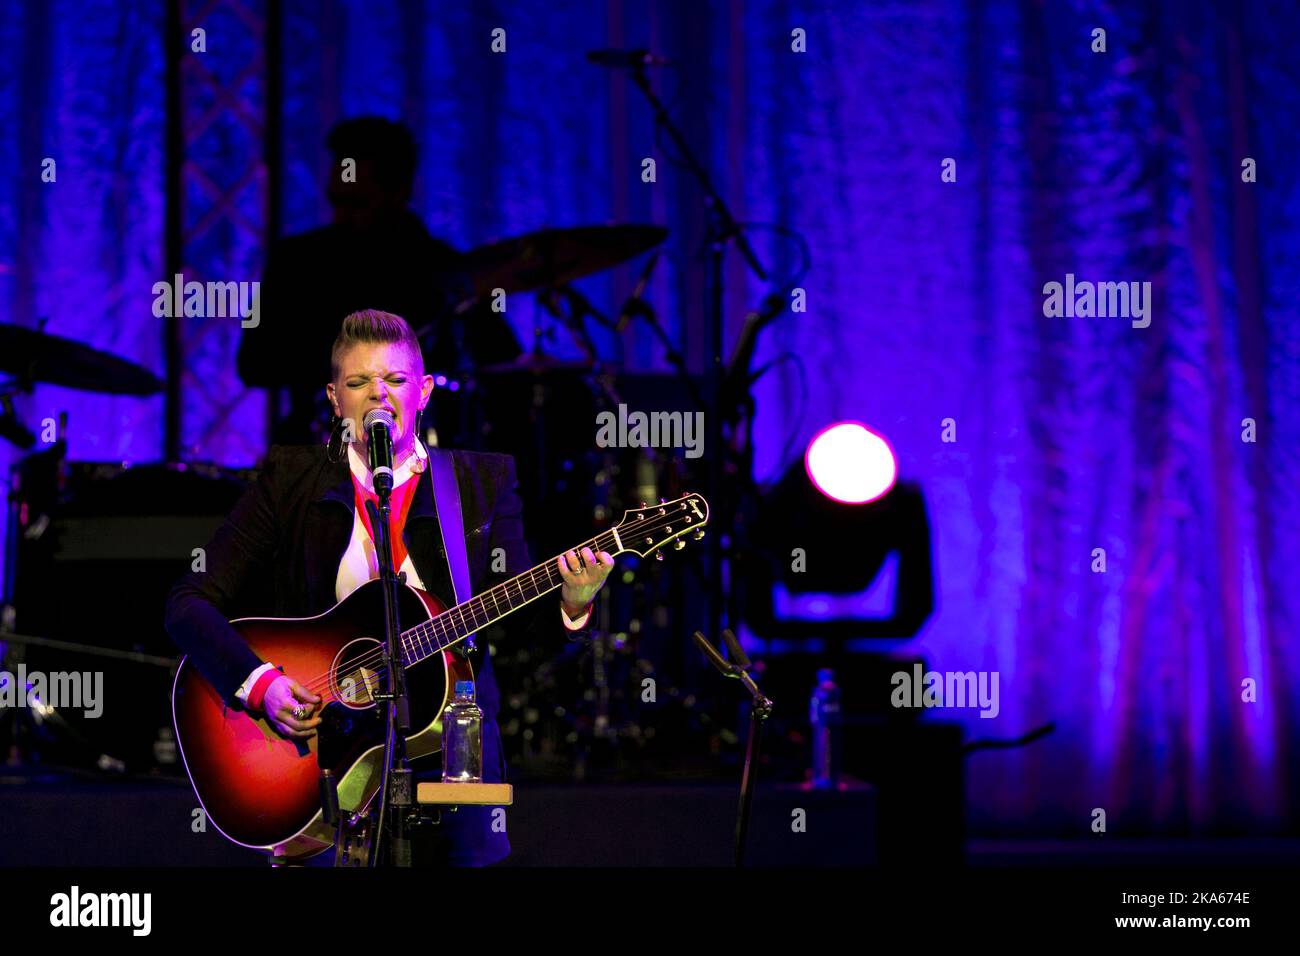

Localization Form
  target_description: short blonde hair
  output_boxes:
[330,309,423,378]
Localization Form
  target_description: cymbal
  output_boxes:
[0,324,163,395]
[460,224,668,298]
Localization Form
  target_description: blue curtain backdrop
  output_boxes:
[0,1,166,460]
[1,0,1296,833]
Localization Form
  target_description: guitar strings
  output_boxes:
[276,506,699,712]
[294,555,575,706]
[292,535,614,703]
[282,506,698,708]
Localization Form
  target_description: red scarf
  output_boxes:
[351,475,418,570]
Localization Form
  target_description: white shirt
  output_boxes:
[235,440,590,704]
[335,436,430,602]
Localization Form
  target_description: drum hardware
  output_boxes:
[0,628,176,779]
[0,320,164,451]
[3,446,251,775]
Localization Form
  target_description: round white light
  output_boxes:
[804,421,897,504]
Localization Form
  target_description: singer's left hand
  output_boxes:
[558,547,615,615]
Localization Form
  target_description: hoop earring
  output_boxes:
[326,414,346,463]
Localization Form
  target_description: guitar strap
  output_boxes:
[427,447,477,654]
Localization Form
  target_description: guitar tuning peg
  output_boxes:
[674,539,686,550]
[694,529,706,540]
[654,551,665,561]
[640,501,647,508]
[659,497,666,504]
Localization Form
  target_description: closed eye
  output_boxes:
[347,376,408,387]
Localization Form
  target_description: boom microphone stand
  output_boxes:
[621,59,767,644]
[693,628,773,867]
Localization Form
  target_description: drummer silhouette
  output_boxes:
[238,117,520,447]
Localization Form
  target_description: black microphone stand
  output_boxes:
[625,64,767,645]
[693,629,773,867]
[365,445,414,867]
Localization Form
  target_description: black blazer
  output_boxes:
[164,444,580,721]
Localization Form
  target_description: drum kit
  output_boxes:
[0,222,711,779]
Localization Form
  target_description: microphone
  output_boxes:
[694,630,770,708]
[720,629,751,670]
[727,291,786,385]
[363,408,396,496]
[614,249,662,332]
[693,631,737,677]
[586,48,671,69]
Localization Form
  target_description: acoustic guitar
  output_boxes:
[172,493,709,860]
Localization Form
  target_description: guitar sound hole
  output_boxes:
[331,638,386,710]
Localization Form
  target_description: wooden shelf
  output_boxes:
[416,782,513,806]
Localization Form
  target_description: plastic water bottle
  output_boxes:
[442,680,483,783]
[809,668,841,789]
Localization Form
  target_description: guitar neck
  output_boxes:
[398,527,622,665]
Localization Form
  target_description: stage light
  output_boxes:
[742,419,932,646]
[804,421,897,505]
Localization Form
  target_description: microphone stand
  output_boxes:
[365,456,414,867]
[625,64,767,645]
[693,629,773,867]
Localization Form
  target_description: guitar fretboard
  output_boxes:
[397,529,620,665]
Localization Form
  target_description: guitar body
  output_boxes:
[172,492,710,861]
[172,579,471,860]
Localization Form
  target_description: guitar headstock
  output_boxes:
[614,493,710,559]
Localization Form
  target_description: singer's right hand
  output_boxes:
[264,676,323,739]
